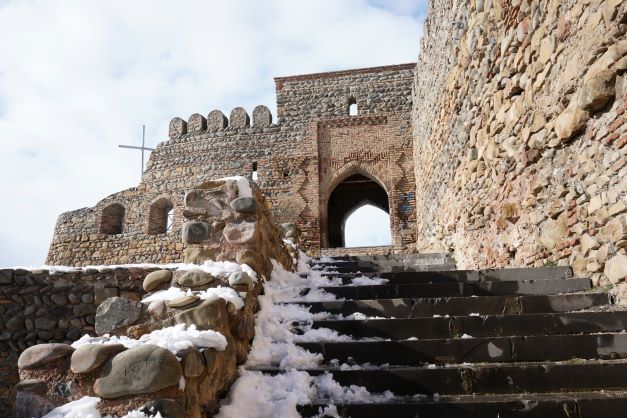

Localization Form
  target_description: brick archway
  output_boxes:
[320,166,392,248]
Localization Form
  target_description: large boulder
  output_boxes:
[182,221,210,244]
[70,344,126,374]
[143,270,173,292]
[93,344,182,398]
[177,270,216,287]
[18,343,74,370]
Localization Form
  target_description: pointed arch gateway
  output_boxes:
[324,172,390,248]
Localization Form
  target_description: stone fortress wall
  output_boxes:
[412,0,627,284]
[46,64,418,266]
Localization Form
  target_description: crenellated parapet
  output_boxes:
[168,105,277,140]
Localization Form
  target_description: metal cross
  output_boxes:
[118,125,155,176]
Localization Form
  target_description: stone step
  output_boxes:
[303,266,574,284]
[297,391,627,418]
[312,278,592,300]
[315,253,452,263]
[296,333,627,365]
[252,359,627,396]
[310,265,376,274]
[303,311,627,340]
[379,266,573,282]
[296,293,611,318]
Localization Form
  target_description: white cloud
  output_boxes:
[0,0,425,265]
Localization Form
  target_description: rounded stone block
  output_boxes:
[70,343,126,374]
[182,221,210,244]
[230,196,257,213]
[223,221,257,244]
[207,109,228,130]
[229,107,250,129]
[187,113,207,132]
[18,343,74,369]
[167,295,200,308]
[252,105,272,128]
[93,344,182,398]
[177,270,216,287]
[95,297,143,336]
[168,117,187,139]
[143,270,173,292]
[228,271,254,291]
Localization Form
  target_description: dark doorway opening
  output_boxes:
[327,174,390,248]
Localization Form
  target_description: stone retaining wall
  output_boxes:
[0,267,149,415]
[412,0,627,285]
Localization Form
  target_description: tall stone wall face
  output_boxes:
[412,0,627,284]
[0,267,148,415]
[47,65,417,265]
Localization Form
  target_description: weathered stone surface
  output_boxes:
[18,343,74,369]
[579,68,616,112]
[597,216,626,243]
[228,271,254,290]
[181,348,204,377]
[554,100,589,141]
[0,269,13,284]
[167,295,200,308]
[12,391,55,418]
[229,107,250,128]
[230,197,258,213]
[6,316,24,331]
[173,299,228,332]
[605,254,627,284]
[207,109,228,130]
[177,270,216,287]
[182,221,210,244]
[539,216,568,250]
[94,287,118,305]
[168,117,187,139]
[95,297,143,336]
[188,113,207,132]
[580,234,600,256]
[35,317,57,331]
[223,221,257,244]
[143,270,173,292]
[94,344,182,398]
[252,105,272,128]
[70,343,126,374]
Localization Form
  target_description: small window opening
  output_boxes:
[252,161,259,181]
[101,203,125,235]
[148,198,174,235]
[166,207,174,232]
[348,98,358,116]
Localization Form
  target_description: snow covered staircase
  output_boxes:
[256,256,627,418]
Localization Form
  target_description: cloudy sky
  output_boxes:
[0,0,427,266]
